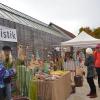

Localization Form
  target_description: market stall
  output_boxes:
[37,71,71,100]
[16,65,72,100]
[61,32,100,86]
[61,32,100,47]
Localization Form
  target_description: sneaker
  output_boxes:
[89,94,97,98]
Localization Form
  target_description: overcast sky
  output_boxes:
[0,0,100,35]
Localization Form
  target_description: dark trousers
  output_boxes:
[0,88,6,100]
[87,77,96,94]
[96,68,100,87]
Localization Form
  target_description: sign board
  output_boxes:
[0,25,17,42]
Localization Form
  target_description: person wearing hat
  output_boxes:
[84,48,97,98]
[94,44,100,88]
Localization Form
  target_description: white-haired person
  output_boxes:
[84,48,97,98]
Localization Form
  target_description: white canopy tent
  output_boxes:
[61,32,100,47]
[61,32,100,73]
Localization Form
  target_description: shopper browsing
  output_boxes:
[84,48,97,98]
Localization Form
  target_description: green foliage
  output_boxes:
[79,27,100,39]
[79,27,92,34]
[16,59,25,66]
[79,27,84,34]
[93,27,100,39]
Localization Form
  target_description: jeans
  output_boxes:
[5,83,12,100]
[87,77,96,94]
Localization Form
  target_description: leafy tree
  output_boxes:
[79,27,84,34]
[79,27,100,39]
[93,27,100,39]
[79,27,92,34]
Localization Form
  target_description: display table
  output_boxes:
[16,66,72,100]
[37,72,72,100]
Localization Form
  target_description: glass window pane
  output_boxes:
[8,13,20,23]
[12,14,22,24]
[12,14,27,25]
[16,16,28,25]
[0,10,13,21]
[2,10,14,21]
[0,11,4,18]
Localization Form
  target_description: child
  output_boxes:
[0,51,16,100]
[2,46,16,100]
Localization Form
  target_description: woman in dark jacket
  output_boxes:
[84,48,97,98]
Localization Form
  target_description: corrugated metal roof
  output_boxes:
[49,23,75,38]
[0,3,73,38]
[0,3,48,26]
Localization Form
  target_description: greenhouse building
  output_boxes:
[0,3,75,59]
